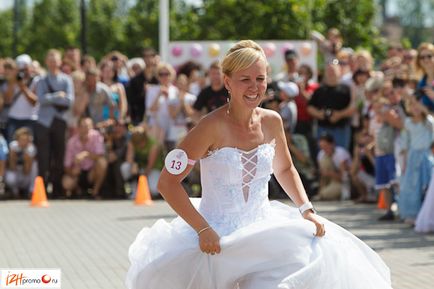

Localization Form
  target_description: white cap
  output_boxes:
[15,54,32,69]
[277,81,299,98]
[365,75,384,92]
[127,57,146,70]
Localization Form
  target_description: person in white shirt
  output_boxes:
[315,133,352,200]
[146,63,178,145]
[0,56,38,142]
[5,127,37,198]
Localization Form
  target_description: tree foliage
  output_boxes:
[22,0,79,61]
[0,0,387,61]
[0,10,14,58]
[86,0,125,59]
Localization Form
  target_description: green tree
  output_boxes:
[86,0,125,60]
[0,0,29,57]
[170,0,385,59]
[172,0,311,41]
[312,0,386,59]
[0,10,14,58]
[0,0,386,62]
[22,0,79,61]
[122,0,159,57]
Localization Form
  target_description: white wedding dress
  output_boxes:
[126,141,392,289]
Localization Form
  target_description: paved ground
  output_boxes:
[0,199,433,289]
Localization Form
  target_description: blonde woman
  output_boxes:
[415,42,434,111]
[126,40,391,289]
[145,62,178,145]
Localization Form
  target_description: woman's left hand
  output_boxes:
[303,210,326,237]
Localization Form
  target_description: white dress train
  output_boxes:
[415,169,434,233]
[126,141,392,289]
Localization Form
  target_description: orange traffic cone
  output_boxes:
[31,176,49,207]
[135,175,153,205]
[377,190,387,209]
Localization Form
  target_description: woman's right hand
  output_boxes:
[199,227,221,255]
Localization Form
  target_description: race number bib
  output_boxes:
[164,149,195,175]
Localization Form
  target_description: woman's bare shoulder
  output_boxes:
[195,107,226,129]
[259,107,283,128]
[178,107,226,159]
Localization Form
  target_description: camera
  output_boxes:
[16,71,26,81]
[324,108,333,119]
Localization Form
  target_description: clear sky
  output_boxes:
[0,0,14,10]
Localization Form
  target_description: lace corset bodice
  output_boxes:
[198,141,276,235]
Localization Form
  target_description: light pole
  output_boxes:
[80,0,88,55]
[159,0,169,62]
[12,0,19,56]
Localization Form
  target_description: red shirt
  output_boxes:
[295,82,319,122]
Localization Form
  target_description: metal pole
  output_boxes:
[80,0,88,55]
[13,0,19,56]
[159,0,169,62]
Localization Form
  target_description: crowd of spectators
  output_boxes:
[0,28,433,230]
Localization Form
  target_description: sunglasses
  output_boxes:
[159,72,170,77]
[419,54,433,60]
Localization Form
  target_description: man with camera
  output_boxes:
[35,49,74,199]
[307,62,354,151]
[0,55,38,142]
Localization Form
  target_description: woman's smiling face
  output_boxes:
[225,59,268,109]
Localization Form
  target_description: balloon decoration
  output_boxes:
[171,45,183,57]
[263,42,276,58]
[300,42,312,56]
[190,43,203,58]
[281,42,295,54]
[208,43,220,57]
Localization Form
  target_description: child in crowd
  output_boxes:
[370,97,398,220]
[121,126,164,198]
[351,121,376,203]
[315,134,351,201]
[5,128,37,198]
[399,99,434,225]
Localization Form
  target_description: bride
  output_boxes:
[126,40,392,289]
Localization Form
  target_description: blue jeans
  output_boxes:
[317,125,351,151]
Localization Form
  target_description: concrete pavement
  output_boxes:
[0,200,432,289]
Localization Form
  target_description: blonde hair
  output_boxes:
[130,126,149,147]
[3,58,16,70]
[221,40,267,76]
[416,42,434,73]
[46,49,62,60]
[156,62,176,81]
[14,127,32,141]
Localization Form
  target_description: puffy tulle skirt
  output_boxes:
[415,171,434,233]
[126,200,392,289]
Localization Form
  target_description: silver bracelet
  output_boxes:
[299,202,315,215]
[197,226,211,236]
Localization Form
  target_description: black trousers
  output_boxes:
[35,118,67,198]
